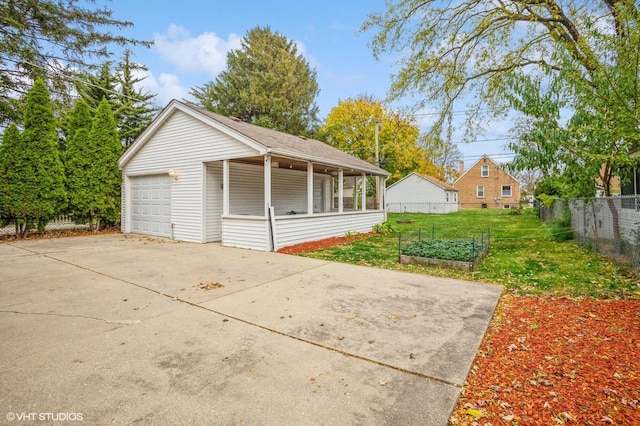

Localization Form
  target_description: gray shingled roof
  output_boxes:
[182,101,389,176]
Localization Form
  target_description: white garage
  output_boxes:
[119,100,389,249]
[130,175,171,238]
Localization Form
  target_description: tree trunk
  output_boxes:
[605,197,622,253]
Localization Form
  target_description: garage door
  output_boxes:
[131,175,171,237]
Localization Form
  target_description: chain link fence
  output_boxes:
[543,196,640,273]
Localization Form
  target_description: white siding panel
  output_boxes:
[206,162,223,242]
[229,162,264,215]
[387,174,459,214]
[272,168,307,214]
[222,216,270,250]
[275,211,385,249]
[122,110,259,243]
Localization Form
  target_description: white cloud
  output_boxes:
[153,24,242,77]
[134,69,189,107]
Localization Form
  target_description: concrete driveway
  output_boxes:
[0,234,501,425]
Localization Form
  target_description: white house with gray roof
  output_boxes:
[118,100,390,251]
[386,172,459,214]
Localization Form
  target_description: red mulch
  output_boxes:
[277,232,375,254]
[450,294,640,425]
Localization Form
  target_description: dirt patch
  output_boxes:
[0,228,121,243]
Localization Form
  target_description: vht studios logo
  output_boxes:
[6,412,84,422]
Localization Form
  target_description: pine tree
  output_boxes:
[88,97,122,230]
[116,50,157,147]
[75,62,119,112]
[65,99,95,226]
[190,26,320,137]
[0,0,151,125]
[4,78,67,236]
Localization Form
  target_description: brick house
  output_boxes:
[454,155,521,209]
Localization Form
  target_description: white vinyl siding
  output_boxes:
[122,110,258,242]
[228,162,264,215]
[386,173,459,213]
[275,211,385,249]
[222,216,270,251]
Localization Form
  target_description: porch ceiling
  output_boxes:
[231,156,378,177]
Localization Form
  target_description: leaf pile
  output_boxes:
[403,239,486,262]
[450,295,640,425]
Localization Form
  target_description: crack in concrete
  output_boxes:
[22,250,461,389]
[0,310,140,325]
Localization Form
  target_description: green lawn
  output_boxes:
[300,209,638,298]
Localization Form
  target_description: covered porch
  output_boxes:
[211,153,388,251]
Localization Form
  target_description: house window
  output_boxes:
[503,204,511,209]
[477,185,484,198]
[502,185,512,197]
[446,193,449,202]
[481,165,489,177]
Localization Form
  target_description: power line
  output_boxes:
[3,57,152,104]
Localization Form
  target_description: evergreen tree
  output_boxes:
[88,97,122,230]
[75,62,119,112]
[190,26,320,137]
[65,99,95,225]
[0,124,21,227]
[116,50,157,147]
[0,0,150,125]
[3,78,67,236]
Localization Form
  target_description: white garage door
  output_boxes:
[131,175,171,237]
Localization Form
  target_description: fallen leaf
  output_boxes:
[465,408,483,418]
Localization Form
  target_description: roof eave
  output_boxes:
[269,147,391,176]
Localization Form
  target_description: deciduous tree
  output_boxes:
[319,96,439,183]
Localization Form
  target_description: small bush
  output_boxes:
[373,221,395,234]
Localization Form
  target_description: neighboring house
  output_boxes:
[454,155,521,209]
[118,100,390,251]
[386,172,459,214]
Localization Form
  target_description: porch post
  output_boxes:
[338,169,344,213]
[264,155,272,217]
[361,173,367,211]
[222,159,230,215]
[376,176,385,210]
[307,162,314,214]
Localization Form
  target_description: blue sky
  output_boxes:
[107,0,513,168]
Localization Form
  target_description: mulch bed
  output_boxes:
[277,232,375,254]
[450,294,640,425]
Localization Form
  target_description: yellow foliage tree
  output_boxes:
[319,96,442,184]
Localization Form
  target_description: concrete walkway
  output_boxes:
[0,234,501,425]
